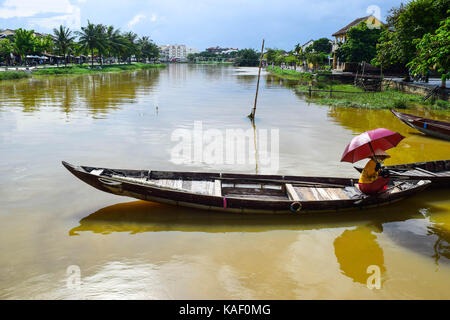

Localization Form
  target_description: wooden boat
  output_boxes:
[62,161,430,215]
[355,160,450,187]
[391,109,450,141]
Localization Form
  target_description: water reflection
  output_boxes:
[334,226,386,285]
[327,107,450,165]
[70,188,450,268]
[0,69,161,116]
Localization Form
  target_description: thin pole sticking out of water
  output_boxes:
[249,39,265,121]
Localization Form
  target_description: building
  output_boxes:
[331,15,383,69]
[206,46,238,54]
[300,40,314,52]
[187,47,200,55]
[158,44,187,61]
[0,29,15,39]
[0,29,55,40]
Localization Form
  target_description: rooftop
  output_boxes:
[332,16,370,37]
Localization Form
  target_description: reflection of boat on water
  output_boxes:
[70,193,450,266]
[391,109,450,141]
[69,196,431,235]
[355,159,450,187]
[62,161,431,215]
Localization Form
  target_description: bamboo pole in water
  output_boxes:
[249,39,265,120]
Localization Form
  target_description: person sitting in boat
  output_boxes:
[358,149,391,195]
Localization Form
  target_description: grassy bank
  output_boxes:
[0,71,31,81]
[266,65,449,110]
[295,83,449,110]
[266,65,313,82]
[32,62,166,75]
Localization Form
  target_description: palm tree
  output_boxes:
[76,21,106,67]
[105,26,125,64]
[121,31,138,64]
[53,25,75,67]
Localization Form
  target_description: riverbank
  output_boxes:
[267,66,449,110]
[32,62,166,76]
[0,71,31,81]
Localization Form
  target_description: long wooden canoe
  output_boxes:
[355,160,450,187]
[62,161,430,215]
[391,109,450,141]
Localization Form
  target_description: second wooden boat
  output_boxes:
[355,159,450,187]
[391,109,450,141]
[62,161,430,215]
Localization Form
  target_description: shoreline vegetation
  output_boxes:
[266,66,450,110]
[0,63,165,80]
[33,62,166,75]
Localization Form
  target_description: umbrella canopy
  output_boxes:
[341,128,404,163]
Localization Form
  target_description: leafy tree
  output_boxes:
[33,35,53,56]
[305,52,328,71]
[311,38,332,54]
[234,48,259,67]
[0,39,13,64]
[408,17,450,88]
[53,25,75,66]
[335,22,381,63]
[285,54,298,69]
[373,0,449,78]
[264,48,278,64]
[13,28,35,63]
[187,53,195,62]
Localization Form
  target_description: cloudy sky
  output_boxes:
[0,0,405,50]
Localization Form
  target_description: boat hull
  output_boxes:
[63,161,431,215]
[391,109,450,141]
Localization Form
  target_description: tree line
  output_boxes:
[0,21,160,67]
[264,0,448,87]
[265,38,332,72]
[337,0,448,87]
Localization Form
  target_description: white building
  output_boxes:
[158,44,187,61]
[187,47,200,55]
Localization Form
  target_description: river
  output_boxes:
[0,64,449,299]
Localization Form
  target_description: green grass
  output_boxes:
[295,83,446,110]
[0,71,30,81]
[266,66,313,82]
[32,62,166,75]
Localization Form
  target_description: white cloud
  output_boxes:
[127,13,146,29]
[0,0,81,29]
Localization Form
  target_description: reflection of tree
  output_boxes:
[327,107,450,165]
[0,69,160,117]
[428,225,450,264]
[333,226,386,285]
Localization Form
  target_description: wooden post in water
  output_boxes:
[249,39,265,120]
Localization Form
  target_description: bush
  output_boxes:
[0,71,30,81]
[434,99,450,109]
[391,99,408,109]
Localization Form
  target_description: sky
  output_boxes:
[0,0,407,51]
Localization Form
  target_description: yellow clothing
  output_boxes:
[359,159,380,184]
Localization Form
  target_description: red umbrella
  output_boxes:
[341,128,405,163]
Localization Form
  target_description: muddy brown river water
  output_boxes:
[0,64,449,299]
